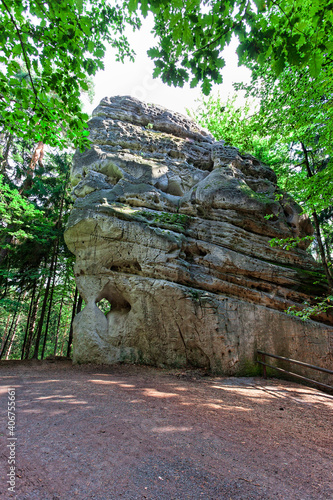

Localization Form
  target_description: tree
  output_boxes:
[127,0,333,95]
[0,146,78,360]
[238,61,333,286]
[0,0,140,148]
[193,62,333,292]
[1,1,332,147]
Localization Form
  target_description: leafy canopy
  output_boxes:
[0,0,140,148]
[127,0,333,95]
[1,0,332,147]
[235,60,333,215]
[0,173,48,243]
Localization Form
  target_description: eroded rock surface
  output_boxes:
[65,96,333,378]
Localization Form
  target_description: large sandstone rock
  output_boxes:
[65,96,333,382]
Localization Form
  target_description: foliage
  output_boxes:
[0,174,47,243]
[269,236,315,251]
[193,60,333,218]
[0,144,78,360]
[285,295,333,322]
[1,0,332,147]
[0,0,140,148]
[141,210,189,231]
[192,68,333,307]
[127,0,333,94]
[235,61,333,211]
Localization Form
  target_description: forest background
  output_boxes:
[0,0,332,361]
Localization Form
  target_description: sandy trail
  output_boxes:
[0,360,332,499]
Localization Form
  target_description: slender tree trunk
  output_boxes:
[312,212,333,288]
[0,313,17,359]
[324,239,333,269]
[40,168,68,359]
[41,240,60,359]
[1,315,11,352]
[60,312,71,356]
[6,310,22,359]
[32,244,58,359]
[67,287,78,358]
[301,142,333,290]
[60,330,67,356]
[0,133,13,175]
[19,141,44,194]
[5,291,26,359]
[21,281,37,359]
[0,291,23,359]
[24,288,41,359]
[54,295,64,356]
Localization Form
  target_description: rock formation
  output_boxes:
[64,96,333,381]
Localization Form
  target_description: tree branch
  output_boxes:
[1,0,39,108]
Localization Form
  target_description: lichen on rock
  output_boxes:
[64,96,333,379]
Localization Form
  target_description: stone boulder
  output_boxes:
[65,96,333,381]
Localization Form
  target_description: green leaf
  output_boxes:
[147,47,160,59]
[202,78,211,95]
[128,0,139,12]
[308,52,322,78]
[190,77,198,88]
[140,0,148,17]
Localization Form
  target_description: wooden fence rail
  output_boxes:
[257,350,333,392]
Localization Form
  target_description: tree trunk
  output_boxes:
[5,309,22,359]
[1,315,11,352]
[19,141,44,194]
[5,291,26,359]
[41,239,60,359]
[32,243,57,359]
[54,295,64,356]
[0,133,13,175]
[60,313,71,356]
[40,168,68,359]
[21,281,37,359]
[0,291,23,359]
[301,142,333,290]
[24,286,41,359]
[67,287,78,358]
[324,239,333,269]
[312,212,333,289]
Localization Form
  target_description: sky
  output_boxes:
[83,15,252,118]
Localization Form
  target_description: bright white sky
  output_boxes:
[83,15,251,118]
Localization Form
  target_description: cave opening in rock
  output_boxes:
[96,287,132,315]
[96,298,112,316]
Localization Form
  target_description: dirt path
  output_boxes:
[0,360,332,500]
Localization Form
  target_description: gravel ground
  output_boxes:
[0,360,332,500]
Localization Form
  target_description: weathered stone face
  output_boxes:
[65,96,333,378]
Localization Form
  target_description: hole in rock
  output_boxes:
[110,261,142,274]
[184,245,208,262]
[96,288,132,314]
[96,298,112,316]
[168,150,186,160]
[283,206,294,218]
